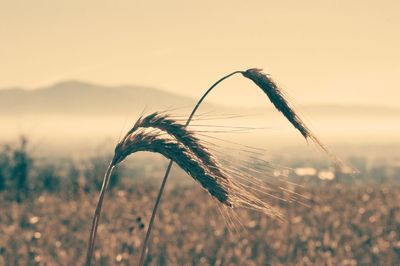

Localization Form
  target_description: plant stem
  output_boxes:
[85,162,114,266]
[138,70,243,266]
[138,160,173,266]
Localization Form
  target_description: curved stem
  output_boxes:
[85,162,114,266]
[138,70,243,265]
[185,71,244,126]
[138,160,173,266]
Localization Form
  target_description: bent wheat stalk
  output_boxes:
[85,114,281,265]
[85,126,227,265]
[140,68,337,265]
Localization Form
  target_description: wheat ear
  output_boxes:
[242,68,325,149]
[85,109,237,266]
[134,112,226,177]
[242,68,345,166]
[130,114,284,214]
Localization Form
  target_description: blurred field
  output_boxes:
[1,138,400,265]
[1,179,400,266]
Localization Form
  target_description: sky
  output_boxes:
[1,0,399,107]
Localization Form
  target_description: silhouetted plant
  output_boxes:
[35,164,61,192]
[10,137,32,202]
[0,145,11,191]
[67,161,81,198]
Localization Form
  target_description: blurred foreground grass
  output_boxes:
[1,181,400,266]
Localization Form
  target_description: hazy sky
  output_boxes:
[1,0,399,107]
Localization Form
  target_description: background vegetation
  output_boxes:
[0,138,399,265]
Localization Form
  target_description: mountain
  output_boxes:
[0,81,203,115]
[1,81,400,118]
[0,81,400,122]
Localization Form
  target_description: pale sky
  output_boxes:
[1,0,399,107]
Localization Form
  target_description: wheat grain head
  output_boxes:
[114,116,283,218]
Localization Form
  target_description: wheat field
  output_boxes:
[1,178,399,266]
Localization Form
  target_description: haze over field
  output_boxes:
[1,81,399,158]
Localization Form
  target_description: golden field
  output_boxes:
[1,180,399,266]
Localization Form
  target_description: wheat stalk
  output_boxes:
[138,71,242,265]
[85,126,223,265]
[87,110,278,265]
[85,111,284,265]
[139,68,340,264]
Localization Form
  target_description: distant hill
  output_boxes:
[1,80,399,118]
[0,81,202,115]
